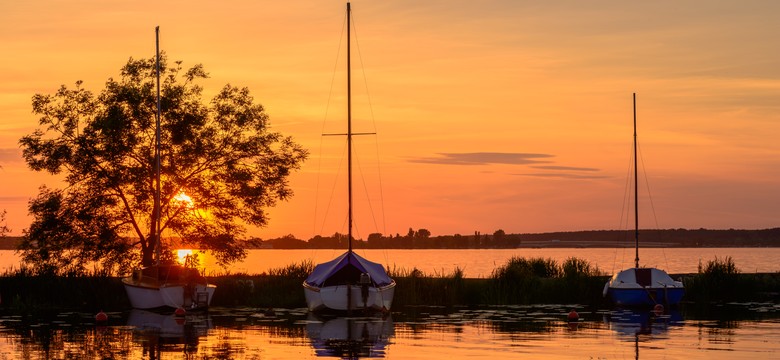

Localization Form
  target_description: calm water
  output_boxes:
[2,248,779,277]
[0,248,778,358]
[0,303,778,359]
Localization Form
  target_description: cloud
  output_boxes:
[515,172,609,180]
[530,165,600,172]
[408,151,606,179]
[0,148,22,164]
[409,152,554,165]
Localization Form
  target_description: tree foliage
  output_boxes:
[18,54,307,274]
[0,209,9,237]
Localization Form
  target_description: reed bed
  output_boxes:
[0,256,777,313]
[683,256,780,303]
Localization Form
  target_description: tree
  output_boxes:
[18,55,307,274]
[0,210,9,237]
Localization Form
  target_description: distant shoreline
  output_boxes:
[3,228,779,250]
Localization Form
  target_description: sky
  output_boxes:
[1,0,779,240]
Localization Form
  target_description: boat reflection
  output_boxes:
[305,314,394,358]
[127,309,213,358]
[604,307,682,336]
[604,308,682,359]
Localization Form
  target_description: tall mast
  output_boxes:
[633,93,639,269]
[347,2,353,253]
[155,27,162,265]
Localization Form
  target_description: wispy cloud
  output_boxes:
[409,151,606,179]
[409,152,553,165]
[530,165,600,172]
[515,172,609,180]
[0,148,22,164]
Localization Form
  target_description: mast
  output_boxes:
[633,93,639,269]
[154,27,162,265]
[347,2,353,253]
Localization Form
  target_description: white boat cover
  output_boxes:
[305,251,393,287]
[608,267,683,289]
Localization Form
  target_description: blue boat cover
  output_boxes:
[305,251,394,287]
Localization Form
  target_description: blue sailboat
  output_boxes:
[603,93,684,307]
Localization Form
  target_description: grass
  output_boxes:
[0,256,776,313]
[683,256,780,303]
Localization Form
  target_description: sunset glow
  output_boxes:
[176,249,193,265]
[1,1,778,240]
[173,190,194,209]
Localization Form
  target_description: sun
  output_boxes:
[173,190,194,208]
[176,249,193,264]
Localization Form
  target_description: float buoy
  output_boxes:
[175,307,186,317]
[95,311,108,322]
[567,309,579,322]
[653,303,664,315]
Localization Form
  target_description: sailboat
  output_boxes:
[122,27,216,310]
[302,2,396,313]
[603,93,684,307]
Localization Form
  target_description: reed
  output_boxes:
[683,256,780,303]
[389,266,483,307]
[0,256,776,312]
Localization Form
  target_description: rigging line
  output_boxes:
[352,141,381,234]
[351,13,387,235]
[613,140,634,274]
[317,139,349,236]
[637,142,669,269]
[314,11,349,237]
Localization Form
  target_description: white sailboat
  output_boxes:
[303,2,396,313]
[603,93,684,307]
[122,27,216,310]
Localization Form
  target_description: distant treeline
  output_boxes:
[249,228,780,249]
[2,227,779,251]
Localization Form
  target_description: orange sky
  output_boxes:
[1,1,779,240]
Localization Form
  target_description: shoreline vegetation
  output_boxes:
[0,256,777,314]
[3,227,780,251]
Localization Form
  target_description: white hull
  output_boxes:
[122,264,216,310]
[123,280,168,309]
[304,281,395,312]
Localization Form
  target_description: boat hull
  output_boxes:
[122,264,216,310]
[304,281,395,312]
[604,267,684,307]
[606,287,685,307]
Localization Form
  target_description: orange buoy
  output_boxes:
[653,303,664,315]
[175,307,186,317]
[95,311,108,322]
[567,309,579,322]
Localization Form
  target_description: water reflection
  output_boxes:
[305,314,394,358]
[0,304,775,359]
[604,308,683,360]
[127,309,213,359]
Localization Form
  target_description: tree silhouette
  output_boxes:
[18,55,307,274]
[0,210,9,237]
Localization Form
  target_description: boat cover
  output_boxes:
[305,251,394,287]
[607,267,683,289]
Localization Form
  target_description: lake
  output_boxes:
[2,248,779,277]
[0,248,778,358]
[0,303,777,359]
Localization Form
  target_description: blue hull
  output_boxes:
[608,287,685,307]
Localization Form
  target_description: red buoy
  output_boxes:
[567,309,579,322]
[653,304,664,315]
[175,307,186,317]
[95,311,108,322]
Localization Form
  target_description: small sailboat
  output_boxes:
[122,27,216,310]
[303,2,396,313]
[603,93,684,307]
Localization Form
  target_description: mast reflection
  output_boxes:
[127,309,213,359]
[305,313,394,359]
